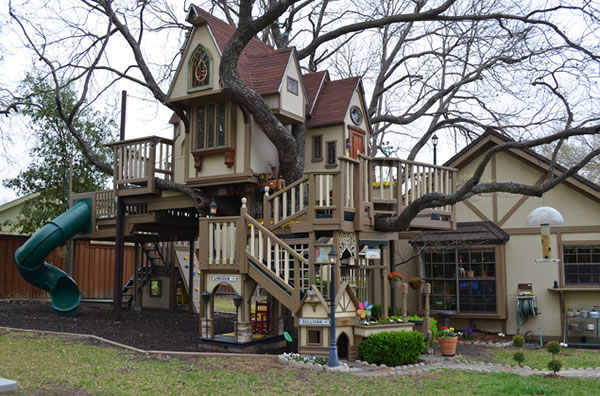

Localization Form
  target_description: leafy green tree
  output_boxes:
[2,75,116,234]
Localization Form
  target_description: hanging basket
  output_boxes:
[390,279,403,289]
[437,336,458,356]
[409,280,423,290]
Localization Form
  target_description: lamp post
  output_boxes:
[232,294,243,342]
[209,199,218,217]
[327,248,339,368]
[431,134,439,165]
[201,290,211,338]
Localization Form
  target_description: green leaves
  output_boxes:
[3,74,116,234]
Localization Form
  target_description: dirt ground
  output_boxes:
[0,299,495,359]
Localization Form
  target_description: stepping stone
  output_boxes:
[0,378,17,393]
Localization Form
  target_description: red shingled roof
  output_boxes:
[190,7,292,95]
[306,77,360,128]
[303,71,329,116]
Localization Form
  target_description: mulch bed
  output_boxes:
[0,299,234,352]
[1,299,503,359]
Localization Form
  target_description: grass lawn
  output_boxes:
[494,347,600,370]
[1,332,600,395]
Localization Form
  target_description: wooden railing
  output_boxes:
[95,190,116,219]
[245,210,305,311]
[107,136,173,196]
[367,156,457,216]
[263,175,310,229]
[198,216,243,270]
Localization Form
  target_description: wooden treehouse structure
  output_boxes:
[72,6,457,357]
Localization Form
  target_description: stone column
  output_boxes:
[237,321,253,343]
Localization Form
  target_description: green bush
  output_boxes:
[406,315,438,342]
[546,341,561,356]
[371,304,382,320]
[512,351,525,367]
[512,335,525,347]
[548,359,562,374]
[359,331,425,366]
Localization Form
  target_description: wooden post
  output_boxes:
[382,245,389,317]
[188,238,195,313]
[401,283,408,322]
[133,242,139,307]
[424,282,433,354]
[113,90,127,322]
[263,187,271,227]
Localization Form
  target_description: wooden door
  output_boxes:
[350,129,365,159]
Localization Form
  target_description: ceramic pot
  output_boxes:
[438,336,458,356]
[390,280,403,289]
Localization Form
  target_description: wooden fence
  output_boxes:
[0,234,134,299]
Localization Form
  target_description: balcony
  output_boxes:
[107,136,174,196]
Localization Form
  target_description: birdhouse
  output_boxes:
[527,206,564,260]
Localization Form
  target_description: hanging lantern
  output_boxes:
[527,206,564,260]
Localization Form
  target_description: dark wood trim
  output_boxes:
[505,226,600,235]
[463,200,492,222]
[491,154,498,223]
[498,174,547,227]
[557,232,564,287]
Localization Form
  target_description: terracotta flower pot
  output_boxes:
[438,336,458,356]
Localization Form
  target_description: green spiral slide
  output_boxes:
[14,199,92,316]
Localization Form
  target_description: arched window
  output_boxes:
[189,45,211,89]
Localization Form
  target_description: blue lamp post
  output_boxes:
[328,247,339,367]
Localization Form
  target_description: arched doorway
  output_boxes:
[337,332,349,360]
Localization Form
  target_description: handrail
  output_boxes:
[266,175,308,201]
[105,135,173,147]
[245,214,307,264]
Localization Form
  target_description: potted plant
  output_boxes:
[437,326,458,356]
[408,276,423,290]
[388,272,405,288]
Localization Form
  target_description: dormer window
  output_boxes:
[189,45,211,90]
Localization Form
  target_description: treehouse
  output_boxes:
[72,6,457,358]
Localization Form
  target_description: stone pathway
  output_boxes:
[279,353,600,378]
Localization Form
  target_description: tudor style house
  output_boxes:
[69,6,598,356]
[71,6,456,357]
[395,130,600,344]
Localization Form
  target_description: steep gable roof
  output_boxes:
[306,77,360,128]
[188,7,292,95]
[303,70,329,116]
[445,129,600,199]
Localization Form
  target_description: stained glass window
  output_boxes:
[195,103,226,149]
[190,46,210,88]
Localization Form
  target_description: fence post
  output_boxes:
[238,198,248,273]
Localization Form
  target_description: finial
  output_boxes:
[241,197,247,208]
[264,186,270,196]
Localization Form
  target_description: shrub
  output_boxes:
[548,359,562,374]
[546,340,561,357]
[371,304,382,320]
[406,315,437,347]
[512,335,525,347]
[512,351,525,367]
[359,331,425,366]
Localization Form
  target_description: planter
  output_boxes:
[390,280,403,289]
[409,280,423,290]
[437,336,458,356]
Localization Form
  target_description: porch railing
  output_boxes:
[107,136,173,196]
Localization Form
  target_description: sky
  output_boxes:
[0,1,484,206]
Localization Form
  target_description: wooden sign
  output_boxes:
[365,248,381,259]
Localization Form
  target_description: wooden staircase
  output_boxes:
[122,242,169,308]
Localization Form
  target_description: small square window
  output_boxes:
[287,77,298,95]
[308,329,321,345]
[150,280,162,297]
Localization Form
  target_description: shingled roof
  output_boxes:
[303,70,329,116]
[409,222,510,246]
[189,7,293,95]
[306,77,360,128]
